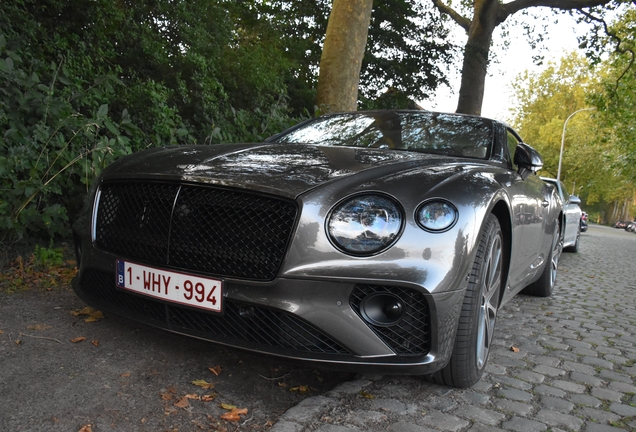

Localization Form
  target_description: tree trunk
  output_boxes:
[315,0,373,113]
[455,0,498,115]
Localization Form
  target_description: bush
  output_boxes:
[0,34,138,244]
[0,0,306,249]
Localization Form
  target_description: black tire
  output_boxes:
[523,221,561,297]
[429,214,504,388]
[563,223,580,253]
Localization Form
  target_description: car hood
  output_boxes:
[102,143,475,199]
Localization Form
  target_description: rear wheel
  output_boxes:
[563,223,580,253]
[523,221,561,297]
[429,214,503,388]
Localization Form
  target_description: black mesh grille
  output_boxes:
[80,269,350,355]
[95,182,298,281]
[96,183,178,263]
[350,284,431,355]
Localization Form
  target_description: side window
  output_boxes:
[506,130,520,169]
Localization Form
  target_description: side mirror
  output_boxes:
[569,196,581,205]
[514,143,543,180]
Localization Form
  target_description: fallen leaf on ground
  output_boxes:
[161,391,174,401]
[192,379,214,389]
[71,307,104,322]
[278,382,288,388]
[14,339,22,345]
[510,346,520,353]
[359,390,375,399]
[208,365,222,376]
[289,385,310,394]
[71,337,86,343]
[220,407,248,421]
[0,330,4,334]
[84,311,104,322]
[71,307,95,317]
[184,394,200,400]
[91,340,99,347]
[78,425,92,432]
[220,403,236,410]
[120,372,131,378]
[174,396,190,408]
[202,394,217,402]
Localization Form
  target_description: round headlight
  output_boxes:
[328,195,403,255]
[416,200,458,232]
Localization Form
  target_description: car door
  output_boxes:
[502,130,553,293]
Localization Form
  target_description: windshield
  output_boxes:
[272,112,493,159]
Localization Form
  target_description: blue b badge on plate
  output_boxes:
[116,259,125,287]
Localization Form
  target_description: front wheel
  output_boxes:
[429,214,504,388]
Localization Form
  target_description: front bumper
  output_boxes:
[72,251,466,375]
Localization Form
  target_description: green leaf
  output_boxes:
[0,57,13,73]
[97,104,109,119]
[104,119,119,135]
[0,156,7,177]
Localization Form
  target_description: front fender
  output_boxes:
[280,165,512,296]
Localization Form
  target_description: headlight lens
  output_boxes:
[416,200,458,231]
[328,195,403,254]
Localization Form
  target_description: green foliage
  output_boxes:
[510,42,636,223]
[234,0,454,113]
[0,0,306,245]
[362,0,455,103]
[509,53,594,178]
[33,240,65,269]
[583,9,636,221]
[0,31,137,243]
[209,103,310,144]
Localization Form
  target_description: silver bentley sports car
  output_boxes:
[72,110,564,388]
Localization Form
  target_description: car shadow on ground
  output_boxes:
[0,283,355,431]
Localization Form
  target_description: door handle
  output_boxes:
[542,200,549,208]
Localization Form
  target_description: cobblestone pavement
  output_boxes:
[272,224,636,432]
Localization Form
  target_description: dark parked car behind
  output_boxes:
[72,110,563,388]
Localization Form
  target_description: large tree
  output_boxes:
[432,0,619,115]
[316,0,373,112]
[306,0,454,112]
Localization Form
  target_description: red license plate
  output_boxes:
[116,260,222,313]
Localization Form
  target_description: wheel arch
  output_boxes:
[490,200,512,305]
